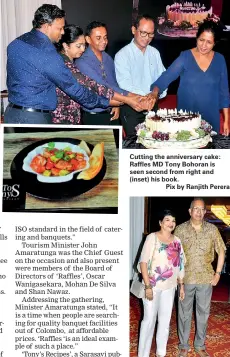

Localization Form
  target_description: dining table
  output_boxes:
[3,128,119,213]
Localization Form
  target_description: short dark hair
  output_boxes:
[196,20,222,43]
[55,25,84,52]
[133,14,154,29]
[158,209,176,222]
[32,4,65,29]
[85,21,107,37]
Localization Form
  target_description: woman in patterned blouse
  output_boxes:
[138,209,186,357]
[52,25,145,124]
[52,25,115,124]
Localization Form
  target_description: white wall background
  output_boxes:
[129,196,144,279]
[1,0,62,90]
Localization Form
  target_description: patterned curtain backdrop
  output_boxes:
[1,0,62,90]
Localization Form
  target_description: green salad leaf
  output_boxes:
[55,150,64,159]
[63,155,70,161]
[48,142,55,150]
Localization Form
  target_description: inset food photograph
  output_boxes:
[2,127,119,213]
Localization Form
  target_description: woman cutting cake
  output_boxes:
[52,25,152,124]
[150,20,229,135]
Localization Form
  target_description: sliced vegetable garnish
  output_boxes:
[55,150,64,159]
[47,142,55,150]
[30,143,87,177]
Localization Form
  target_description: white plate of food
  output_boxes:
[22,141,90,183]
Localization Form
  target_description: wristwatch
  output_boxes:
[215,271,221,275]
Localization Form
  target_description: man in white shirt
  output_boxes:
[115,14,167,135]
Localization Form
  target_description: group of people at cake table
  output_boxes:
[4,4,229,136]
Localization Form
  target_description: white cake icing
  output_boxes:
[145,109,201,135]
[135,108,213,148]
[166,2,212,24]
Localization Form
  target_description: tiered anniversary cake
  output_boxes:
[157,1,214,37]
[166,2,212,24]
[136,109,213,148]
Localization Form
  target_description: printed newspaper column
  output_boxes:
[0,225,8,357]
[125,150,230,196]
[8,220,127,357]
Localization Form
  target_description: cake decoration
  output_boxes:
[136,109,213,148]
[157,1,218,38]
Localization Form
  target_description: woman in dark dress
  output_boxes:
[150,21,229,135]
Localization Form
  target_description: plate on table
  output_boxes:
[137,134,211,149]
[157,27,197,38]
[10,138,106,200]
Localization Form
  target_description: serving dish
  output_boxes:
[22,142,89,183]
[10,138,106,200]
